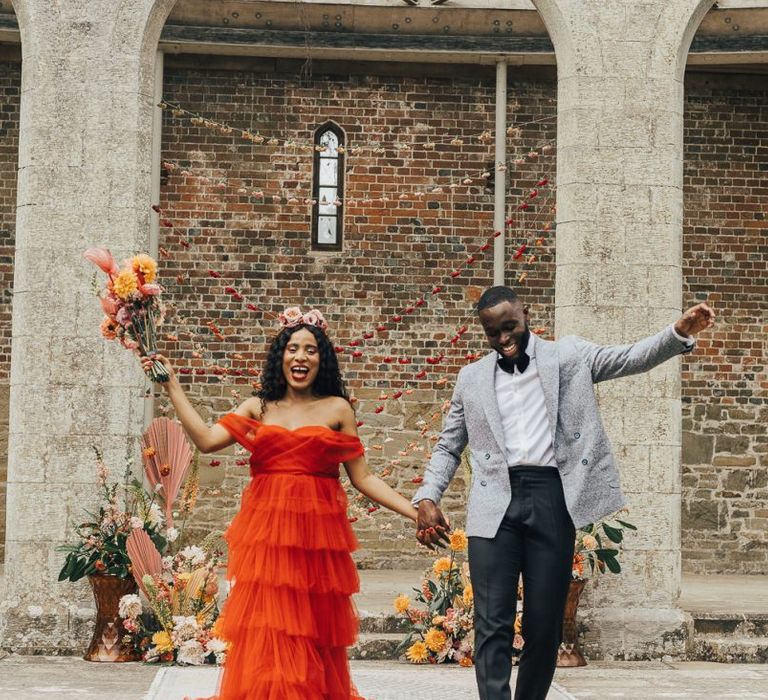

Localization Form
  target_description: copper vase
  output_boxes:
[84,574,141,662]
[557,578,587,667]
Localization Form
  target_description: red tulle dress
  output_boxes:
[207,414,367,700]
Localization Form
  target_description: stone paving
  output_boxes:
[147,663,573,699]
[3,655,768,700]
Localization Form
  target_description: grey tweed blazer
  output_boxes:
[413,325,693,536]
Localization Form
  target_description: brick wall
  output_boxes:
[0,59,20,563]
[681,72,768,575]
[156,58,558,568]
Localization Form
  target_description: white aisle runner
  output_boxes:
[144,663,575,700]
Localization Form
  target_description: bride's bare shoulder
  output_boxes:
[236,396,264,420]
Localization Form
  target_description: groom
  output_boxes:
[413,286,715,700]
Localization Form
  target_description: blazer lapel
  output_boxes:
[479,352,507,454]
[534,337,560,438]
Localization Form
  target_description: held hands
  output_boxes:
[416,500,451,550]
[674,302,715,338]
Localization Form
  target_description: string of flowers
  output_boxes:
[159,98,556,153]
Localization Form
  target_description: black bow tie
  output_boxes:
[497,329,531,375]
[498,352,530,375]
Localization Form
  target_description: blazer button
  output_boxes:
[574,432,581,439]
[581,458,588,465]
[480,480,487,486]
[484,453,491,460]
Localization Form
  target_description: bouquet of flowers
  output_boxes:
[393,529,476,665]
[572,512,637,579]
[119,533,227,665]
[84,247,169,382]
[57,447,169,582]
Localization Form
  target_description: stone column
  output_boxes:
[532,0,715,658]
[1,0,175,653]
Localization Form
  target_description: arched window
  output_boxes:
[312,122,345,251]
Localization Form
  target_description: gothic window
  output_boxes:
[312,123,344,251]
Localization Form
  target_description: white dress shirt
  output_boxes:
[494,326,694,468]
[494,332,557,468]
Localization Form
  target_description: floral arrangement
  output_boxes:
[84,247,169,382]
[58,418,227,665]
[119,533,227,665]
[393,529,476,665]
[57,448,169,582]
[572,512,636,579]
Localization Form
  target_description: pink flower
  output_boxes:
[84,247,119,277]
[123,619,138,633]
[302,309,328,333]
[99,295,120,318]
[139,283,162,297]
[279,307,304,327]
[116,307,131,326]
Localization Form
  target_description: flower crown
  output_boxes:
[278,306,329,334]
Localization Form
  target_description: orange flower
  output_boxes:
[582,534,598,550]
[131,254,158,283]
[432,557,453,576]
[406,640,429,664]
[393,594,411,614]
[212,617,226,640]
[572,553,585,578]
[424,627,448,652]
[142,447,156,458]
[113,268,138,300]
[449,529,468,552]
[151,630,174,653]
[462,583,474,607]
[459,656,474,667]
[100,317,119,340]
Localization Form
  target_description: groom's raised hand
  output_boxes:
[416,500,451,550]
[674,302,715,338]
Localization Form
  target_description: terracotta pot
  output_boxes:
[557,578,587,667]
[84,574,141,662]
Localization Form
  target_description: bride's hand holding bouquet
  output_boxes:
[84,246,170,383]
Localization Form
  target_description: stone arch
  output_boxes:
[680,0,767,577]
[1,0,179,654]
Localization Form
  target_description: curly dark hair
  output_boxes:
[257,324,349,407]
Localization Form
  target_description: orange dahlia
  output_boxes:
[432,557,453,576]
[151,630,174,653]
[100,317,119,340]
[113,269,138,300]
[406,640,429,664]
[393,594,411,614]
[462,583,474,607]
[131,254,158,283]
[449,529,468,552]
[424,627,448,652]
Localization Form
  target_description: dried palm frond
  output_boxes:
[141,417,193,527]
[127,528,163,596]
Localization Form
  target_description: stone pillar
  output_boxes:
[0,0,176,653]
[532,0,715,658]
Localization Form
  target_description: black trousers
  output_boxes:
[469,467,575,700]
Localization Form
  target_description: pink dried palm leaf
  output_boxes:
[141,417,194,528]
[84,247,119,277]
[126,528,163,596]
